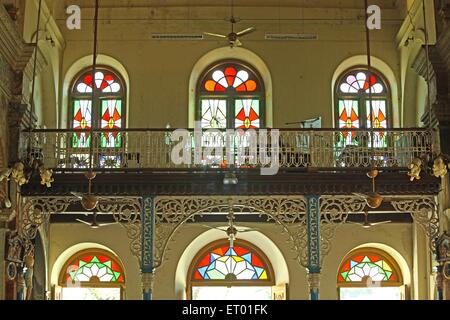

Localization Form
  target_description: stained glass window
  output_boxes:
[198,62,264,129]
[62,250,125,284]
[70,68,125,149]
[70,68,125,168]
[191,241,272,282]
[336,69,389,147]
[337,249,402,285]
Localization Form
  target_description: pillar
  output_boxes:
[141,196,155,300]
[306,195,321,300]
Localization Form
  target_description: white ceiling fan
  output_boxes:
[347,211,391,229]
[203,0,255,48]
[202,207,258,247]
[76,211,117,229]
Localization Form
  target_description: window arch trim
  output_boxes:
[196,60,266,129]
[68,65,127,130]
[187,239,275,288]
[337,247,403,288]
[58,248,126,289]
[334,66,392,130]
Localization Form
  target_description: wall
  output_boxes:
[49,223,141,300]
[49,221,415,300]
[54,3,408,129]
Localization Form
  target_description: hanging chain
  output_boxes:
[89,0,99,171]
[364,0,376,166]
[27,0,43,156]
[422,0,433,134]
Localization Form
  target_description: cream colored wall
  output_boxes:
[54,3,406,129]
[49,223,141,300]
[49,221,415,300]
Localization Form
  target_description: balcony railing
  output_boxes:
[20,128,432,171]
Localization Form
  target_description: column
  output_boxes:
[0,228,6,300]
[141,196,155,300]
[306,195,321,300]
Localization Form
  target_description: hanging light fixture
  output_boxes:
[0,0,54,189]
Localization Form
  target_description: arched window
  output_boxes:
[335,68,390,147]
[197,61,265,129]
[188,239,275,300]
[59,249,125,300]
[337,248,404,300]
[70,67,126,149]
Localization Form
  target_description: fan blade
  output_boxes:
[204,32,227,38]
[232,38,242,47]
[346,221,364,226]
[237,27,255,36]
[71,192,84,199]
[201,225,227,232]
[370,221,392,226]
[353,193,367,199]
[76,218,91,226]
[98,222,118,227]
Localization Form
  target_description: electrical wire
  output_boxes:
[364,0,375,165]
[29,0,43,135]
[89,0,99,171]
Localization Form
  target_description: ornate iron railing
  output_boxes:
[20,128,432,171]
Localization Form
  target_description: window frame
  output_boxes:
[334,66,392,131]
[187,239,275,300]
[58,248,126,300]
[69,66,127,132]
[196,60,266,129]
[337,247,404,293]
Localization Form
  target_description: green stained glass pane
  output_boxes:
[101,100,123,148]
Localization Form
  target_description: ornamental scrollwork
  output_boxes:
[391,197,439,250]
[319,196,367,262]
[153,196,307,269]
[20,197,77,241]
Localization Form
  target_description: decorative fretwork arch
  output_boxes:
[197,61,265,129]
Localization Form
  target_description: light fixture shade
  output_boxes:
[223,173,238,185]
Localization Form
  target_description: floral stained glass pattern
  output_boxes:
[338,100,359,144]
[366,100,387,147]
[201,99,227,129]
[193,245,269,281]
[235,99,260,129]
[338,254,398,283]
[204,66,257,92]
[101,100,122,148]
[76,71,121,94]
[339,71,384,94]
[65,254,125,284]
[72,100,92,148]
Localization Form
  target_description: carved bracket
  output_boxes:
[391,196,439,250]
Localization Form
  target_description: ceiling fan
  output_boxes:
[202,206,258,247]
[71,171,99,211]
[76,211,116,229]
[347,211,391,229]
[203,0,255,48]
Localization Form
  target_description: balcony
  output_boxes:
[20,128,432,172]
